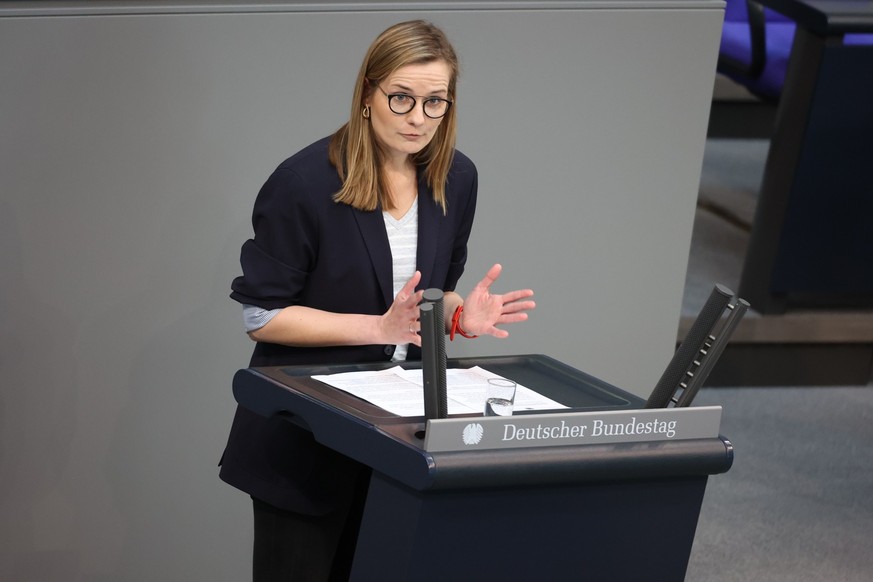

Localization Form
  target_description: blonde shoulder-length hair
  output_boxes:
[328,20,459,214]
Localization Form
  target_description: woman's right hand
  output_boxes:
[380,271,425,347]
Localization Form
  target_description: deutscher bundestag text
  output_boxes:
[502,418,678,442]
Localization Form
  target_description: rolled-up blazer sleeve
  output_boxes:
[231,167,321,310]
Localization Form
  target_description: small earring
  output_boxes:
[362,105,371,119]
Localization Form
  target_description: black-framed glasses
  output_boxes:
[376,85,453,119]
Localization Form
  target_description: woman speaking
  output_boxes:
[219,20,535,581]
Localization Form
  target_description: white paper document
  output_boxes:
[312,365,567,417]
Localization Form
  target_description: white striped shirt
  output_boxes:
[383,197,418,361]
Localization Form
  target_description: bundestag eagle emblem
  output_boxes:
[462,423,484,445]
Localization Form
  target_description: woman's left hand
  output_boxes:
[460,264,535,338]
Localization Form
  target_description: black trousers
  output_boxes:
[251,471,370,582]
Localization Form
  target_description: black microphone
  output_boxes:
[420,289,448,419]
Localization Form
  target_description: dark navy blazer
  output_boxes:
[220,136,478,513]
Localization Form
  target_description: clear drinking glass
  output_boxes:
[484,378,517,416]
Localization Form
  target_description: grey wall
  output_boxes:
[0,1,723,580]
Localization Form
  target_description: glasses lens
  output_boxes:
[423,99,449,119]
[388,94,415,114]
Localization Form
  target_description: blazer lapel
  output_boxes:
[352,207,394,308]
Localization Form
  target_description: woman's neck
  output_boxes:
[383,158,418,219]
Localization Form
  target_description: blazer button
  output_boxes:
[383,345,395,356]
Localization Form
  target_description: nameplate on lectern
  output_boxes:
[423,406,722,452]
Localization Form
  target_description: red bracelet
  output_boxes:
[450,305,478,341]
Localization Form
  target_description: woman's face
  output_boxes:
[365,60,452,165]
